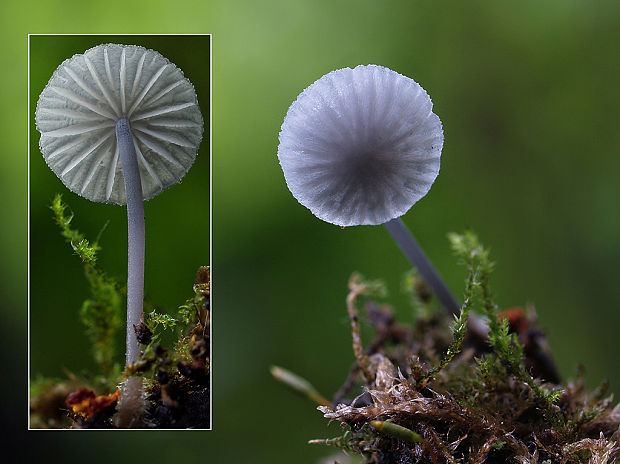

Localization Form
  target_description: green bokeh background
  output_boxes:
[3,0,619,462]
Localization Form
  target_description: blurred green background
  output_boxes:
[3,0,619,462]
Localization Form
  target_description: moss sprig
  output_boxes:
[419,234,479,384]
[145,310,178,333]
[51,194,122,373]
[449,232,563,408]
[80,267,122,373]
[128,267,210,381]
[51,194,101,266]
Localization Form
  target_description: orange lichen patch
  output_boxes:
[65,387,120,419]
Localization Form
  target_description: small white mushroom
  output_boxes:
[278,64,442,227]
[36,43,202,205]
[278,65,461,316]
[36,43,204,427]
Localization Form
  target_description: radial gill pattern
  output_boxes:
[36,43,203,204]
[277,65,443,226]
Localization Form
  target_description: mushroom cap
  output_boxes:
[277,64,443,226]
[35,43,203,204]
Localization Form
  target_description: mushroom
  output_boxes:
[35,43,203,426]
[277,65,461,318]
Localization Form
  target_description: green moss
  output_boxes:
[273,232,619,464]
[51,194,100,266]
[31,198,211,429]
[80,268,122,373]
[51,194,122,373]
[127,266,210,386]
[145,310,178,332]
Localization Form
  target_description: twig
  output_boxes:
[346,274,373,383]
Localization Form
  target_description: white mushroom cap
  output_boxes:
[35,43,203,204]
[277,65,443,227]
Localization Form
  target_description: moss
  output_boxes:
[30,198,210,429]
[51,194,122,373]
[274,232,619,464]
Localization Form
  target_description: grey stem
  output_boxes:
[384,217,461,316]
[116,117,145,366]
[384,218,489,340]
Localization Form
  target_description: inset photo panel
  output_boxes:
[29,34,211,429]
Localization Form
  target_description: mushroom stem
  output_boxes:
[384,218,460,315]
[116,117,145,366]
[384,218,489,340]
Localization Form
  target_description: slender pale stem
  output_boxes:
[116,117,145,366]
[385,218,460,315]
[384,218,489,339]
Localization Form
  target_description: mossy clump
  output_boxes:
[127,265,211,428]
[30,196,210,429]
[274,232,619,464]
